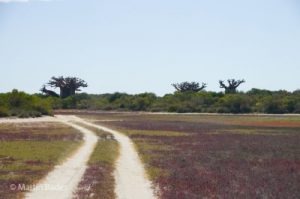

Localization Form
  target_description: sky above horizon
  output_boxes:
[0,0,300,95]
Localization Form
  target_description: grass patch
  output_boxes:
[88,140,119,165]
[0,122,83,141]
[0,141,81,166]
[0,122,82,199]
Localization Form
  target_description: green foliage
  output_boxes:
[0,89,52,117]
[0,106,9,117]
[216,94,251,113]
[2,88,300,115]
[45,89,300,114]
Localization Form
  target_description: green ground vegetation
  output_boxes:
[0,122,82,199]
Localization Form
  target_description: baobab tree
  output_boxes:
[41,76,88,98]
[172,81,207,92]
[219,79,245,94]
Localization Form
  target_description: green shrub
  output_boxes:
[17,110,42,118]
[0,90,52,118]
[217,94,251,113]
[0,106,9,117]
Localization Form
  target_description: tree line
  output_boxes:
[1,76,300,117]
[47,89,300,114]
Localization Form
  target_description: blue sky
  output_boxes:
[0,0,300,95]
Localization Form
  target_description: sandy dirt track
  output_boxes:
[0,115,156,199]
[70,116,157,199]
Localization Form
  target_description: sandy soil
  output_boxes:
[72,116,157,199]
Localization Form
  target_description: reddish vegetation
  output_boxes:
[0,132,81,141]
[147,133,300,199]
[104,120,227,134]
[89,113,300,199]
[237,120,300,127]
[73,164,115,199]
[0,123,82,141]
[0,158,51,199]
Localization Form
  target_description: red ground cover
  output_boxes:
[91,114,300,199]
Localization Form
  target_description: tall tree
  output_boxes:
[219,79,245,94]
[41,76,88,98]
[172,81,207,92]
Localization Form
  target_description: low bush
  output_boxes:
[0,106,9,117]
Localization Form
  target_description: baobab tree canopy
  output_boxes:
[41,76,88,98]
[219,79,245,94]
[172,81,207,92]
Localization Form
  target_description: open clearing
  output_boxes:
[2,112,300,198]
[0,116,157,199]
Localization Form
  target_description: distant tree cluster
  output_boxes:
[172,79,245,94]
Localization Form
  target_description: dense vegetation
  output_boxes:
[1,88,300,117]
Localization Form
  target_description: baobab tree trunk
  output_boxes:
[60,88,72,98]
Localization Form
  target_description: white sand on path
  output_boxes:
[70,116,157,199]
[0,115,157,199]
[0,116,56,124]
